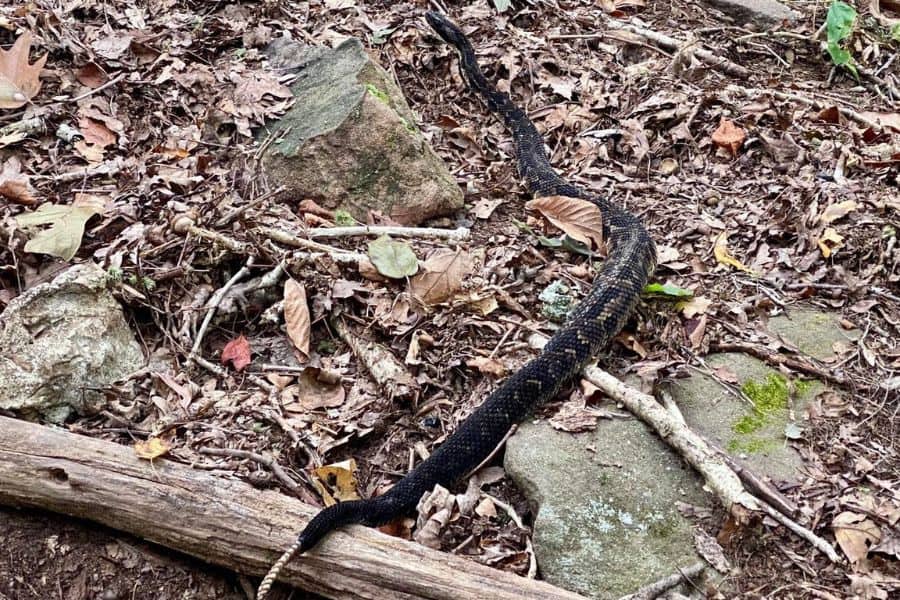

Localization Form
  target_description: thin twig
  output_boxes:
[259,226,368,262]
[605,18,750,78]
[617,562,706,600]
[188,257,255,362]
[68,73,127,103]
[709,341,853,389]
[199,447,304,496]
[305,225,470,240]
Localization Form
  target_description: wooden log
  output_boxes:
[0,416,585,600]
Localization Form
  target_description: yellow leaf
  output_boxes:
[312,459,360,506]
[526,195,604,249]
[15,195,105,261]
[713,232,753,273]
[817,227,844,258]
[134,437,171,460]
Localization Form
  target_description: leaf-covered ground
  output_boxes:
[1,1,898,598]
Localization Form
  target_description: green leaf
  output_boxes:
[826,1,856,45]
[333,209,355,226]
[892,23,900,43]
[367,235,418,278]
[643,282,694,298]
[492,0,512,12]
[15,200,104,261]
[824,1,858,76]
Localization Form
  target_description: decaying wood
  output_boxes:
[0,416,585,600]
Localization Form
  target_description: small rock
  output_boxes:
[259,39,463,225]
[0,263,144,422]
[704,0,799,26]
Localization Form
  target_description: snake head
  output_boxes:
[425,11,465,46]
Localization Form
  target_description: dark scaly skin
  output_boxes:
[258,12,656,595]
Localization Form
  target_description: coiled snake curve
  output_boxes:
[257,11,657,597]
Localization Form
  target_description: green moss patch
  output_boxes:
[728,373,805,454]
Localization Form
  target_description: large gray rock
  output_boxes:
[705,0,799,26]
[0,263,144,422]
[259,39,463,225]
[766,306,860,361]
[669,353,822,483]
[505,417,708,599]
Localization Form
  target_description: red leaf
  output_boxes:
[221,335,251,371]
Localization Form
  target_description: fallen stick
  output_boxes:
[605,18,750,78]
[0,415,585,600]
[583,365,841,563]
[306,225,470,240]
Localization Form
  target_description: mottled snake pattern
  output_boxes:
[258,11,657,596]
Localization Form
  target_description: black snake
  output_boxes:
[258,11,656,596]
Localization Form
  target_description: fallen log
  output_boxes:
[0,416,584,600]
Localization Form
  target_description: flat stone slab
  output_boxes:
[259,38,463,225]
[766,306,860,362]
[0,263,144,422]
[705,0,799,26]
[505,417,708,599]
[669,353,823,483]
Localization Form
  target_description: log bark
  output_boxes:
[0,416,584,600]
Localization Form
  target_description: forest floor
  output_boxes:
[1,1,898,599]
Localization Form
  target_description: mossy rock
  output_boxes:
[667,353,824,482]
[258,39,462,224]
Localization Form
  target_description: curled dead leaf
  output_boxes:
[711,118,746,156]
[817,227,844,258]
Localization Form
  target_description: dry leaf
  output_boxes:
[678,295,712,318]
[711,118,745,156]
[288,368,346,410]
[0,156,37,205]
[134,437,171,460]
[466,356,507,377]
[819,200,858,224]
[284,279,310,358]
[685,314,707,349]
[15,194,105,261]
[471,197,504,219]
[833,511,881,564]
[474,496,498,518]
[409,249,472,305]
[526,195,604,249]
[221,335,251,371]
[860,111,900,132]
[817,227,844,258]
[713,232,753,273]
[0,31,47,109]
[312,459,360,505]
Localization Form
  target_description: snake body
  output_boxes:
[258,12,656,594]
